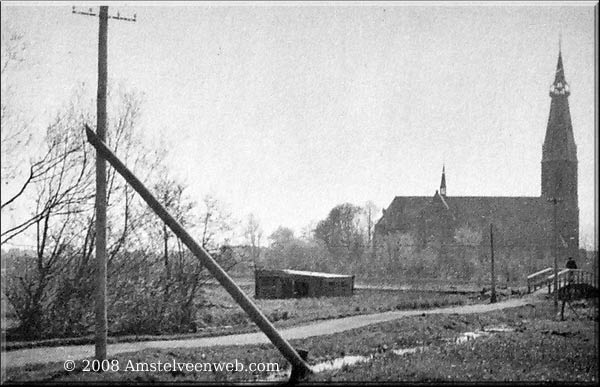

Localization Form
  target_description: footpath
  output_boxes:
[2,292,543,369]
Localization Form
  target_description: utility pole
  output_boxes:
[73,5,136,362]
[547,197,562,316]
[490,223,496,303]
[164,192,170,280]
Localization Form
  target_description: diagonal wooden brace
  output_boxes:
[84,124,312,379]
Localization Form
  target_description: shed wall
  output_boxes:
[254,270,354,299]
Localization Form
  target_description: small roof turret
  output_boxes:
[440,165,447,197]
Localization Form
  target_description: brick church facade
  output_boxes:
[373,50,579,273]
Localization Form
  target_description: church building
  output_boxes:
[373,49,579,273]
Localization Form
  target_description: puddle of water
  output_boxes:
[454,331,489,344]
[392,346,425,356]
[258,353,381,380]
[484,325,515,333]
[259,368,291,382]
[260,328,515,380]
[453,325,515,344]
[310,345,425,374]
[311,354,373,373]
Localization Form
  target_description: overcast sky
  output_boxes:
[1,2,597,249]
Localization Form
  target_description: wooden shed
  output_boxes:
[254,269,354,299]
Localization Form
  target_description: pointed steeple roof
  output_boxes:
[554,50,566,85]
[440,165,447,196]
[543,48,577,163]
[551,49,569,95]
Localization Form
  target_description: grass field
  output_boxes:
[4,295,597,383]
[199,283,476,328]
[310,300,598,383]
[4,283,478,350]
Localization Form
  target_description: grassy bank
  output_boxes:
[4,296,597,383]
[311,300,598,383]
[5,286,475,351]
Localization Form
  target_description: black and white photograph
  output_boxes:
[1,1,598,384]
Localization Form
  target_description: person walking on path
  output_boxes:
[561,257,579,320]
[566,257,578,284]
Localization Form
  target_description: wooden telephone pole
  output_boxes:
[73,5,135,362]
[548,197,562,316]
[490,223,496,303]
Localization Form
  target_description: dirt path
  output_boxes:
[354,283,484,293]
[2,293,540,369]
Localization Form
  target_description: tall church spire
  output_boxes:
[542,48,577,166]
[541,46,579,258]
[440,165,446,196]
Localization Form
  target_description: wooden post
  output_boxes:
[553,199,558,314]
[84,126,312,378]
[94,5,108,362]
[163,192,170,280]
[73,3,136,364]
[490,223,496,303]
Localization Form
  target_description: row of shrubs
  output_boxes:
[3,247,236,341]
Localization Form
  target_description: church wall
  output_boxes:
[372,214,557,285]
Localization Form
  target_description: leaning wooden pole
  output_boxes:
[84,125,312,378]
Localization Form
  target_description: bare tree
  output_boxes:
[363,201,379,250]
[314,203,365,266]
[4,99,95,337]
[149,176,196,304]
[244,213,263,269]
[198,194,234,252]
[3,86,158,338]
[1,29,35,219]
[269,226,295,249]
